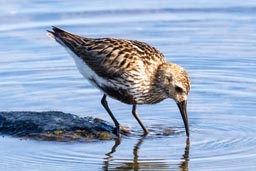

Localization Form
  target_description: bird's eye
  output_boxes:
[175,86,183,93]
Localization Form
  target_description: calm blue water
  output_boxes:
[0,0,256,170]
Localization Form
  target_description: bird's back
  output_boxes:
[48,27,167,104]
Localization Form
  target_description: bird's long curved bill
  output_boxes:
[177,100,189,137]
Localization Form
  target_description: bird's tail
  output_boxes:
[47,26,86,50]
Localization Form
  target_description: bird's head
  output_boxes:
[155,63,191,136]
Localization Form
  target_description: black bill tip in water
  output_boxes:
[177,100,189,137]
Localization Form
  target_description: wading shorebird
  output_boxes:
[47,26,191,137]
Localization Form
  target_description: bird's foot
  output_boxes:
[112,125,131,137]
[120,126,131,136]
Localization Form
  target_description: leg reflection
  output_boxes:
[103,136,190,170]
[103,138,121,170]
[103,136,145,171]
[132,135,146,170]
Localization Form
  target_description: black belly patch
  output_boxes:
[88,77,135,104]
[102,86,135,104]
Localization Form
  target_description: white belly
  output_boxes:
[65,47,112,88]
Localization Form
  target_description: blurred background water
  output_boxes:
[0,0,256,170]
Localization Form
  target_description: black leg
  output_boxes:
[101,94,120,137]
[132,104,149,134]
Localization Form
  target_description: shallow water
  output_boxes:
[0,0,256,170]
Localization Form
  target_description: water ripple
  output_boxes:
[1,0,256,171]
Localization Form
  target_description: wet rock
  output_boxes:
[0,111,129,142]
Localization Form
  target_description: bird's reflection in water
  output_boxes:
[103,137,190,171]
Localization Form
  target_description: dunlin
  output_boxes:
[47,26,191,137]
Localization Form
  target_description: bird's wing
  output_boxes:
[47,26,165,79]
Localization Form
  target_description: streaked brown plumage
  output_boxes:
[47,26,191,137]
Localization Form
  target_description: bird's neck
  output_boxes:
[150,63,170,100]
[154,63,170,86]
